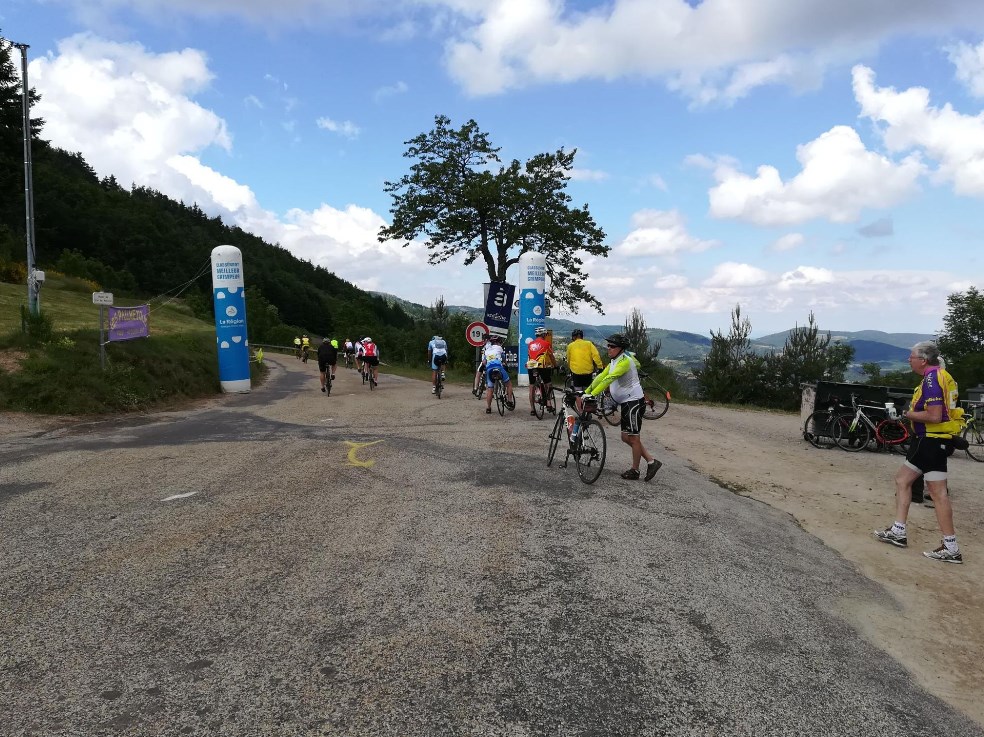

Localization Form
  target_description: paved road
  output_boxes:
[2,356,981,736]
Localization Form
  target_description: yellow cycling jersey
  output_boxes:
[911,367,962,437]
[566,338,603,375]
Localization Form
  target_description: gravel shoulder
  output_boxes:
[657,402,984,725]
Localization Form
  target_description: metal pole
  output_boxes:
[100,305,106,370]
[14,42,38,317]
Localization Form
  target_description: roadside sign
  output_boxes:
[92,291,114,306]
[466,321,489,347]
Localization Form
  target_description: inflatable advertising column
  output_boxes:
[517,251,547,387]
[211,245,251,393]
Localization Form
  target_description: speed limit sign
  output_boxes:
[465,321,489,347]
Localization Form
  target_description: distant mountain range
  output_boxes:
[371,292,931,369]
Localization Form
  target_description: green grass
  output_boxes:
[0,280,263,414]
[0,278,212,336]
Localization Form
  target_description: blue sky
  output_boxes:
[2,0,983,337]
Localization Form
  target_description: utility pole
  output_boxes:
[12,41,40,316]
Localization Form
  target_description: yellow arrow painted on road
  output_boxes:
[344,440,384,467]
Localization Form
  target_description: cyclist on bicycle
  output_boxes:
[317,337,338,392]
[361,336,380,384]
[567,328,603,390]
[293,335,302,359]
[583,333,661,481]
[344,338,355,367]
[526,327,557,415]
[480,335,516,414]
[428,335,449,394]
[354,338,365,373]
[301,334,311,362]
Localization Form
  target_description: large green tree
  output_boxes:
[379,115,609,313]
[937,286,984,363]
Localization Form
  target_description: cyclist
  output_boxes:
[354,337,365,373]
[301,334,311,362]
[567,328,603,391]
[293,335,302,359]
[344,338,355,368]
[317,337,338,392]
[428,335,449,394]
[526,327,557,415]
[480,335,516,414]
[874,341,963,563]
[583,333,661,481]
[361,336,380,384]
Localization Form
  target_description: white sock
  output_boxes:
[944,535,959,552]
[892,522,907,535]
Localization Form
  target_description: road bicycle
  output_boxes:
[489,368,514,415]
[362,363,377,390]
[547,388,607,484]
[528,362,557,420]
[600,371,671,426]
[344,352,354,369]
[434,368,445,399]
[301,345,310,363]
[962,404,983,462]
[834,394,910,453]
[323,369,332,397]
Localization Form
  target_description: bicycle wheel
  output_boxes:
[574,419,607,484]
[325,375,332,397]
[600,393,620,427]
[875,419,909,448]
[494,378,506,416]
[369,372,376,391]
[547,411,565,466]
[533,383,545,419]
[435,376,443,399]
[964,423,984,462]
[834,415,870,452]
[804,411,838,449]
[644,382,670,420]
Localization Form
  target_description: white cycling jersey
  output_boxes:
[483,344,504,363]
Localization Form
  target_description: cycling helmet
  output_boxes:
[571,329,584,339]
[534,327,548,337]
[489,334,503,344]
[363,336,372,343]
[605,333,631,349]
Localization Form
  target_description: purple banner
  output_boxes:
[108,305,150,342]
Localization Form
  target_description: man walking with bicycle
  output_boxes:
[583,333,661,481]
[874,341,964,563]
[526,327,557,415]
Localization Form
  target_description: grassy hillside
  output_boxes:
[0,277,213,335]
[0,279,257,414]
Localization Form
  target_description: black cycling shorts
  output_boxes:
[570,373,593,390]
[905,436,949,477]
[318,360,335,373]
[531,367,554,384]
[620,398,647,435]
[362,356,379,367]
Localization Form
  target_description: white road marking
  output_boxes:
[160,491,198,501]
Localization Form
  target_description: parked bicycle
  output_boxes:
[962,404,983,462]
[599,371,670,426]
[528,361,557,419]
[805,393,910,453]
[547,388,607,484]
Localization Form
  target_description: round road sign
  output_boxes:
[465,321,489,347]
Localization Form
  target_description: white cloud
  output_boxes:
[853,64,984,197]
[707,125,924,225]
[616,209,719,257]
[373,80,409,102]
[316,116,361,138]
[771,233,804,252]
[570,168,609,182]
[703,262,771,288]
[947,40,984,98]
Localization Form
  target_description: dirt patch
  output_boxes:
[657,402,983,726]
[0,349,27,374]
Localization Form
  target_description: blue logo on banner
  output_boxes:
[213,287,250,382]
[484,282,515,334]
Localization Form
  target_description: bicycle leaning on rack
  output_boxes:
[547,388,607,484]
[804,393,910,453]
[961,404,983,462]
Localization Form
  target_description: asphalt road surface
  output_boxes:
[2,355,981,737]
